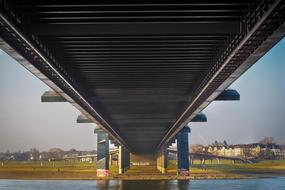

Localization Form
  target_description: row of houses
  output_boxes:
[203,143,285,160]
[0,148,97,162]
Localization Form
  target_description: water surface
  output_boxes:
[0,177,285,190]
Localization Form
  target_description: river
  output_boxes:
[0,177,285,190]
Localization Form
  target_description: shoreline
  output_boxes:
[0,171,284,180]
[1,160,284,180]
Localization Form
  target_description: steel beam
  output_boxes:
[92,95,189,102]
[111,113,175,120]
[27,22,240,36]
[110,118,175,124]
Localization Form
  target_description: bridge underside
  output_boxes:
[0,1,285,154]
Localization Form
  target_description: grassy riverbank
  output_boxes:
[0,160,284,180]
[0,161,117,180]
[168,160,285,179]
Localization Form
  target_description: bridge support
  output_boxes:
[191,113,207,122]
[109,154,112,166]
[41,90,67,102]
[95,129,109,178]
[215,89,240,101]
[118,145,130,174]
[156,145,168,174]
[177,126,191,176]
[76,114,93,123]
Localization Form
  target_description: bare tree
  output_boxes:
[223,140,228,147]
[259,137,274,144]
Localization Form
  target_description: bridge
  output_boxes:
[167,149,251,164]
[0,1,284,177]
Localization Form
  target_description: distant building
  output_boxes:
[63,154,78,162]
[77,154,96,163]
[274,149,285,160]
[204,143,283,160]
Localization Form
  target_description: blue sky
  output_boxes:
[0,38,284,152]
[0,51,96,152]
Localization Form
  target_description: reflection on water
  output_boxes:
[104,180,191,190]
[0,180,192,190]
[93,180,191,190]
[0,177,285,190]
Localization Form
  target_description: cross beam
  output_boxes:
[27,22,240,36]
[41,90,67,102]
[190,113,207,122]
[77,114,93,123]
[215,89,240,101]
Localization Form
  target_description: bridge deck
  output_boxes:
[0,1,284,154]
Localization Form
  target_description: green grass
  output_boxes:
[1,160,285,179]
[0,161,96,171]
[167,159,285,175]
[0,161,119,179]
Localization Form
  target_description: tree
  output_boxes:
[48,148,64,160]
[259,137,274,145]
[30,148,40,161]
[190,144,204,153]
[214,140,219,147]
[281,142,285,150]
[223,140,228,147]
[69,148,77,153]
[48,148,63,153]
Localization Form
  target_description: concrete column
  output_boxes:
[109,154,112,166]
[157,152,160,171]
[157,152,161,172]
[96,130,109,178]
[177,126,191,176]
[125,149,130,170]
[163,147,168,173]
[118,145,130,174]
[157,145,168,174]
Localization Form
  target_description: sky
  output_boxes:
[0,38,284,152]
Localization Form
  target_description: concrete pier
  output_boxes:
[118,145,130,174]
[177,126,191,176]
[95,129,109,177]
[157,146,168,174]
